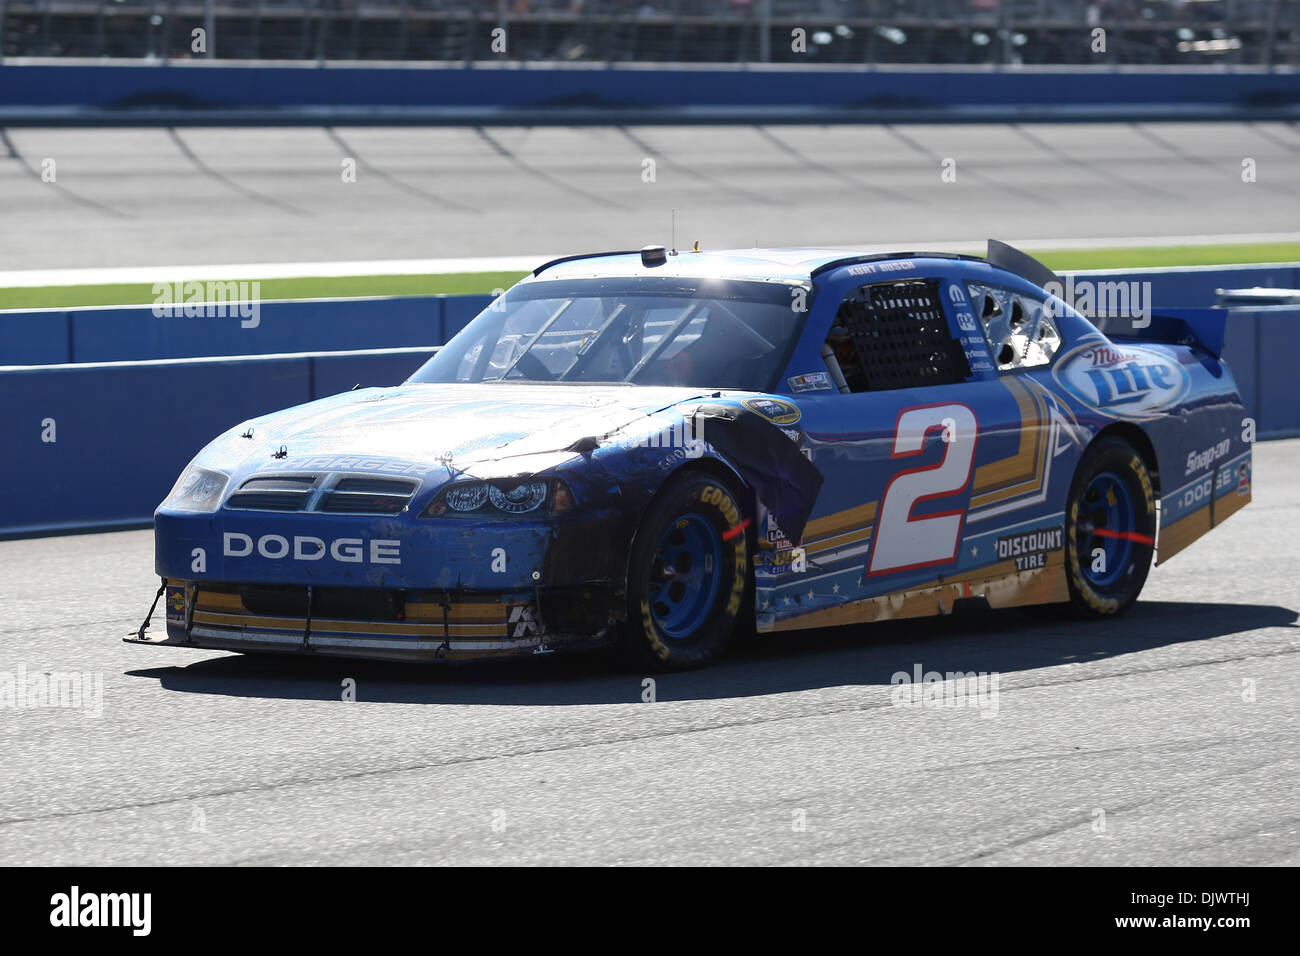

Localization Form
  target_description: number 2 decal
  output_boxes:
[867,403,979,576]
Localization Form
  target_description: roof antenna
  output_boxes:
[671,209,677,256]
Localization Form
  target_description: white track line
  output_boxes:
[2,233,1300,288]
[0,255,558,289]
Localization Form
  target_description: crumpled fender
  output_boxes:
[690,403,824,542]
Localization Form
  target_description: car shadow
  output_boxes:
[123,600,1297,706]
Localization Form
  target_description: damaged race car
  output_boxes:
[130,241,1252,670]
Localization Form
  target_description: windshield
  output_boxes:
[406,275,807,390]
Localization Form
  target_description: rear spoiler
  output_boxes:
[1092,307,1227,359]
[987,239,1063,292]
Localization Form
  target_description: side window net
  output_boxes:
[967,282,1061,371]
[827,279,972,393]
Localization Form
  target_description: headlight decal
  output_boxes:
[487,481,548,514]
[423,478,567,518]
[160,465,230,513]
[444,483,489,512]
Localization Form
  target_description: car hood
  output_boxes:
[194,383,741,482]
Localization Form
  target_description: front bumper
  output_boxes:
[126,579,620,663]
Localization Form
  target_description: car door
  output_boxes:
[757,265,1063,632]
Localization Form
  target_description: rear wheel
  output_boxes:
[1063,437,1157,617]
[622,471,749,670]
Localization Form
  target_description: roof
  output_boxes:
[532,247,983,283]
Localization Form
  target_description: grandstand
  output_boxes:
[0,0,1295,66]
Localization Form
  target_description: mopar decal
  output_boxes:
[222,532,401,565]
[1053,343,1190,420]
[742,397,801,426]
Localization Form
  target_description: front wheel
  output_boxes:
[1063,436,1157,617]
[622,471,750,670]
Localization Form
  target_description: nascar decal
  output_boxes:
[787,372,833,393]
[1052,342,1191,420]
[743,397,801,426]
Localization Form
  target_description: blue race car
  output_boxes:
[130,241,1252,669]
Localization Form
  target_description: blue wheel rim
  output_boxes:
[649,514,723,639]
[1080,470,1136,589]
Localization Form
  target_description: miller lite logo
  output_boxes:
[1052,342,1190,420]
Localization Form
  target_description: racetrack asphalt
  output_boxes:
[0,439,1295,865]
[3,121,1300,269]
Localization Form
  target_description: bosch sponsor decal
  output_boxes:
[787,371,833,393]
[1186,438,1232,476]
[222,532,401,565]
[995,526,1063,571]
[743,397,801,426]
[953,309,992,371]
[1052,343,1190,420]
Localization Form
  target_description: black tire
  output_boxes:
[621,470,750,670]
[1062,436,1157,618]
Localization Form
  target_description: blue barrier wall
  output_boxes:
[0,347,434,537]
[2,63,1299,117]
[3,267,1293,366]
[1075,265,1300,310]
[1232,308,1300,439]
[1,275,1296,537]
[0,295,493,366]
